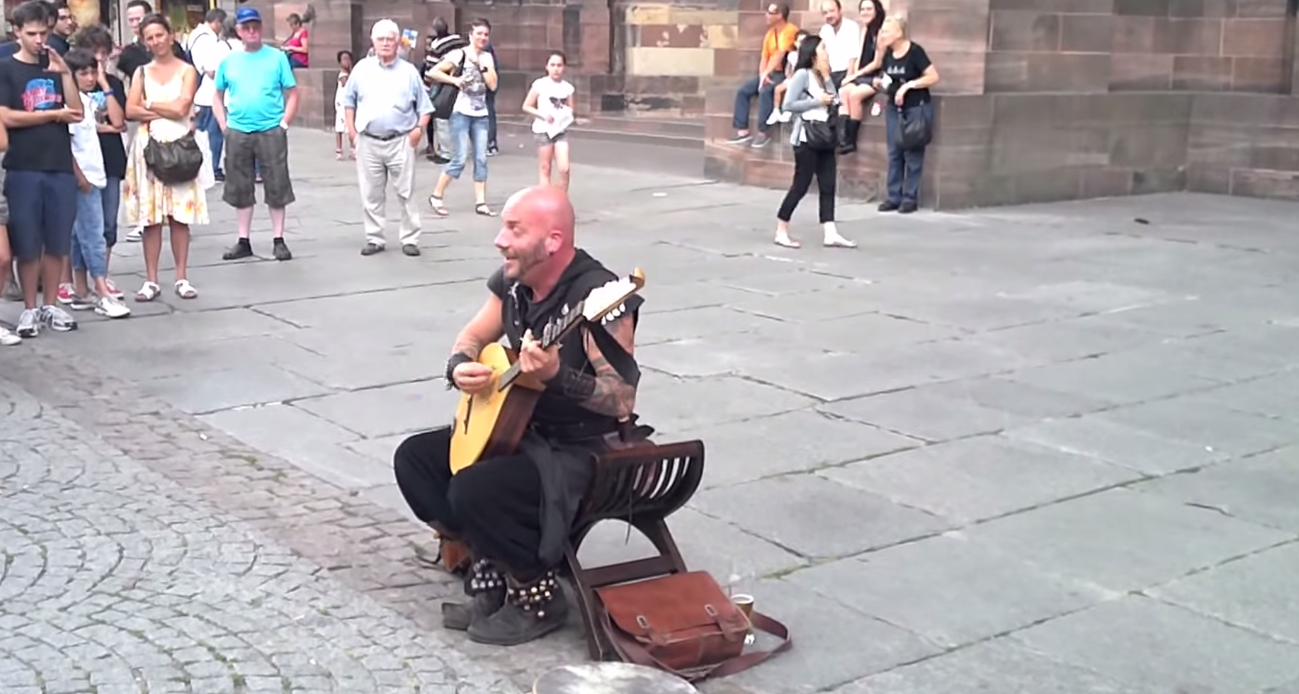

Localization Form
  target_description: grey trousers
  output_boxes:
[356,133,421,247]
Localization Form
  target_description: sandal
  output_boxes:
[175,279,198,299]
[475,203,495,217]
[774,235,801,248]
[135,281,160,302]
[428,196,449,216]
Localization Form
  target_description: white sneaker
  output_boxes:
[0,326,20,346]
[126,226,143,242]
[766,109,782,126]
[16,308,38,337]
[779,110,792,123]
[94,294,131,319]
[39,304,78,332]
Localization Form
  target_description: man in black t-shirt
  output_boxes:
[46,0,74,55]
[0,0,83,337]
[116,0,185,79]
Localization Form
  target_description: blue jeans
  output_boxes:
[885,102,934,205]
[195,106,224,175]
[102,176,121,247]
[733,71,785,132]
[71,186,106,279]
[446,112,489,182]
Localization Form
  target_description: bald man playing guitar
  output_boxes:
[394,185,647,647]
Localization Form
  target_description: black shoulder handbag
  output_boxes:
[897,104,932,151]
[430,51,466,119]
[141,67,203,184]
[799,71,838,151]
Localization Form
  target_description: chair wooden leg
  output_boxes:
[565,544,614,661]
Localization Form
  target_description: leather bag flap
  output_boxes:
[596,571,751,643]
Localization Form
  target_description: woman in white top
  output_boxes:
[123,13,207,302]
[521,51,575,190]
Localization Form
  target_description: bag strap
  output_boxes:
[602,609,792,681]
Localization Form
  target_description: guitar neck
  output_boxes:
[498,306,587,389]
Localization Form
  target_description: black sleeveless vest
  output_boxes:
[487,249,643,434]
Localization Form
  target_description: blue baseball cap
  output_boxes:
[235,6,261,24]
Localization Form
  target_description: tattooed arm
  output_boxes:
[444,295,505,391]
[451,295,505,359]
[550,315,637,419]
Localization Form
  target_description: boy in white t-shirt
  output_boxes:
[64,49,129,319]
[522,51,575,190]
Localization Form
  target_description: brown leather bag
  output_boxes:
[595,570,791,681]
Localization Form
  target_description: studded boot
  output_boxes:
[467,569,569,646]
[441,558,506,631]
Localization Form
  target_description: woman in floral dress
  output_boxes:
[124,13,208,302]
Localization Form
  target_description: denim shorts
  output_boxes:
[4,169,77,261]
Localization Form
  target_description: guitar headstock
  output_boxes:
[582,268,646,323]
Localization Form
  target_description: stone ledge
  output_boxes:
[705,86,1299,209]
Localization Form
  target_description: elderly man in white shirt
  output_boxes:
[818,0,861,90]
[345,19,435,257]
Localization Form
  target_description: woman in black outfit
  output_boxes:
[835,0,885,154]
[774,35,856,249]
[874,15,939,213]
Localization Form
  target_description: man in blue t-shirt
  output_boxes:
[213,6,298,262]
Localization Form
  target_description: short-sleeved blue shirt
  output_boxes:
[214,45,296,133]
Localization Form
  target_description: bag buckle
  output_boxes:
[636,615,650,629]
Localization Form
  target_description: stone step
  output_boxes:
[495,114,703,151]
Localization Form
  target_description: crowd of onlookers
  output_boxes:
[0,0,300,346]
[728,1,938,248]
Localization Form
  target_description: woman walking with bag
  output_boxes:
[124,13,207,301]
[774,35,856,249]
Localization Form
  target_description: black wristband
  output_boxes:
[552,365,596,400]
[445,352,475,389]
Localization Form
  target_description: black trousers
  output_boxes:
[394,428,547,579]
[777,144,837,223]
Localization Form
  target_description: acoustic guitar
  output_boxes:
[448,269,646,474]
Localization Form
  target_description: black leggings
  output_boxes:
[777,144,836,223]
[393,428,547,578]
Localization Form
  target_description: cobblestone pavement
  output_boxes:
[5,128,1299,693]
[0,378,510,693]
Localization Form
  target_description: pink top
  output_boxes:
[284,28,308,67]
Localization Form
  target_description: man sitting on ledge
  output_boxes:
[727,2,799,149]
[393,185,645,646]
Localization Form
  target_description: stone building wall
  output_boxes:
[705,0,1299,208]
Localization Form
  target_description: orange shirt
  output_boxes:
[761,22,800,70]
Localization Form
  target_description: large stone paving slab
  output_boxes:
[1133,447,1299,533]
[1009,597,1299,693]
[822,436,1140,523]
[787,534,1106,647]
[837,638,1143,694]
[7,128,1299,693]
[964,489,1294,592]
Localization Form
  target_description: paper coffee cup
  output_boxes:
[731,593,754,617]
